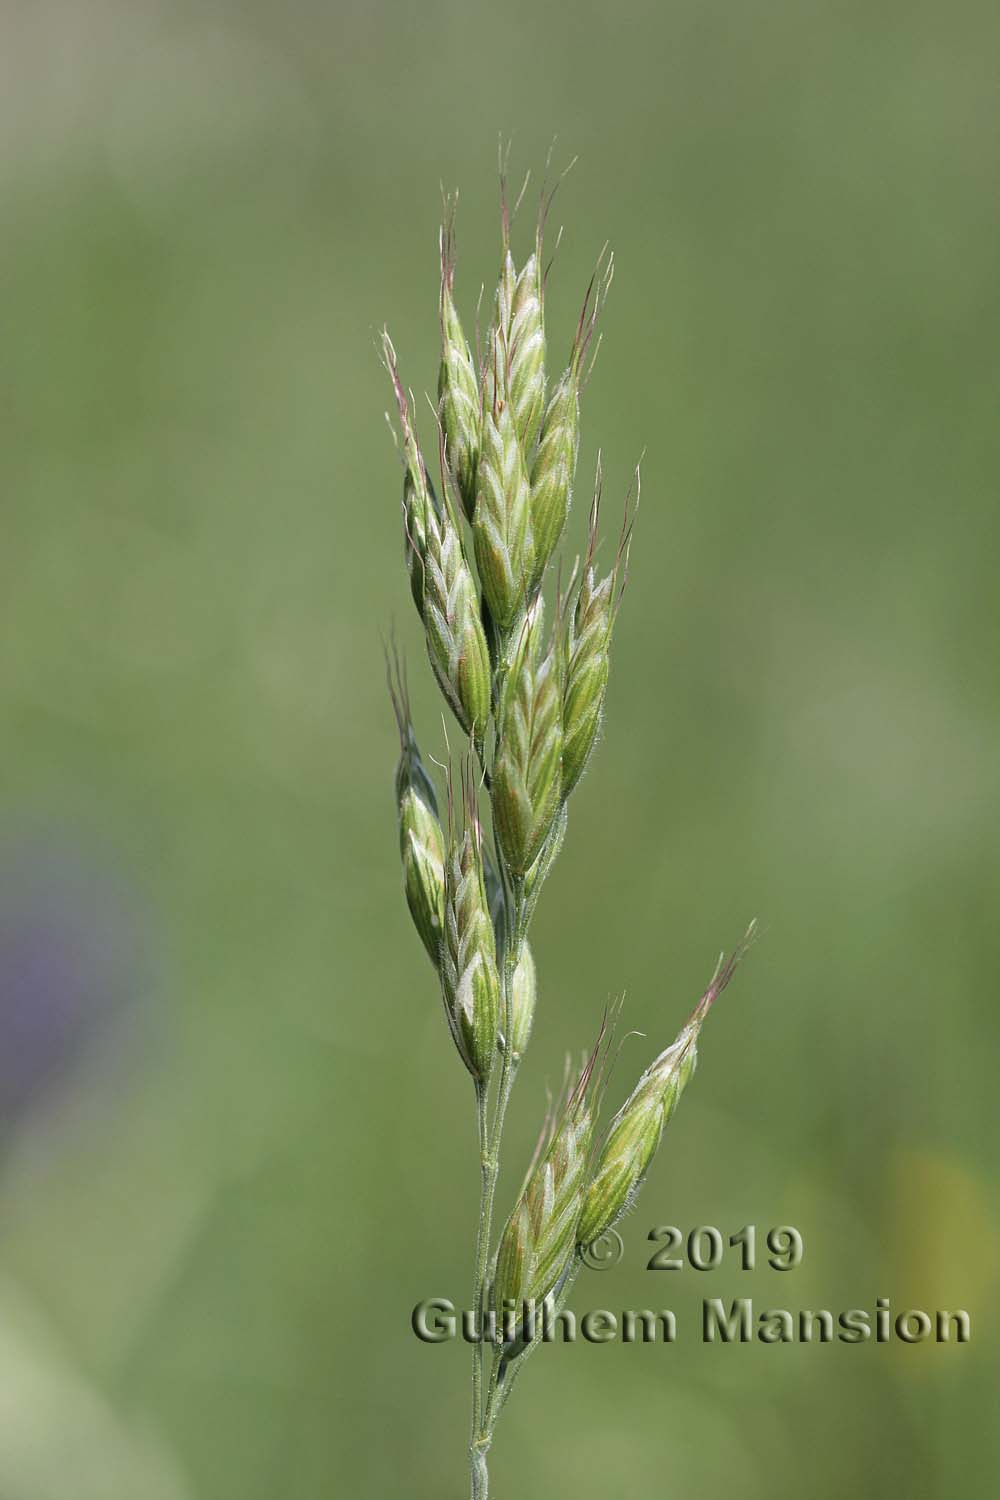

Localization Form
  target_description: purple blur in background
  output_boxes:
[0,825,154,1130]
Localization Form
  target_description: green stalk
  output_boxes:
[488,1259,583,1427]
[468,780,523,1499]
[470,1084,490,1452]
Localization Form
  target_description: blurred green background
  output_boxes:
[2,0,998,1495]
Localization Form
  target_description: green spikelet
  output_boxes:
[560,466,634,799]
[482,242,517,414]
[383,332,439,619]
[438,212,481,522]
[388,656,445,966]
[529,253,612,589]
[422,489,491,751]
[508,253,546,453]
[492,601,563,875]
[509,941,536,1062]
[493,599,569,930]
[473,394,535,636]
[441,788,501,1084]
[576,1049,692,1251]
[577,928,756,1246]
[521,800,568,935]
[561,570,610,799]
[483,844,536,1064]
[529,372,577,589]
[496,245,516,346]
[482,843,506,943]
[493,1048,601,1312]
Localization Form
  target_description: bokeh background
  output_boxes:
[2,1,998,1495]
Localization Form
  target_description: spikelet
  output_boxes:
[492,600,563,875]
[520,799,567,937]
[421,442,491,750]
[577,926,757,1246]
[508,941,536,1062]
[493,1039,606,1314]
[438,205,481,522]
[481,170,518,417]
[483,844,536,1063]
[483,842,506,943]
[485,820,541,1070]
[474,386,535,636]
[528,251,613,590]
[441,772,501,1084]
[388,652,445,966]
[559,462,635,799]
[508,251,545,453]
[501,159,571,458]
[383,332,439,618]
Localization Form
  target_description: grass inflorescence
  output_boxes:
[382,153,754,1500]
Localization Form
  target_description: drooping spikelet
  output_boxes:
[528,251,613,590]
[383,332,439,619]
[492,600,563,875]
[441,778,501,1084]
[577,926,757,1246]
[438,206,481,522]
[559,463,635,799]
[388,652,445,966]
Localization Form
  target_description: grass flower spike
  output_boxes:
[382,160,754,1500]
